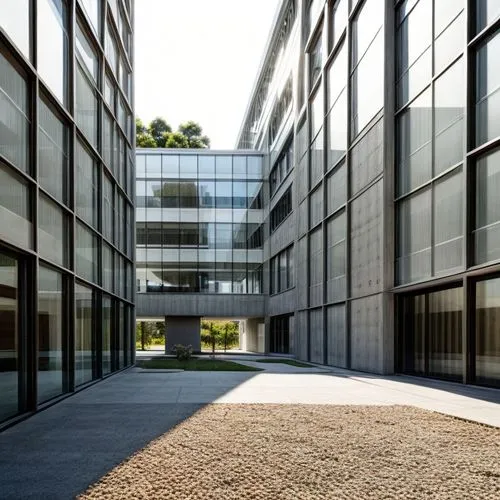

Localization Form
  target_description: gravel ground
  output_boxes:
[79,405,500,500]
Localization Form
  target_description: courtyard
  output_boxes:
[0,358,499,499]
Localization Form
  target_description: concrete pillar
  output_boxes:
[165,316,201,353]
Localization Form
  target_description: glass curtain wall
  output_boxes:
[0,0,135,424]
[136,153,264,294]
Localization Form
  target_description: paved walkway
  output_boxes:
[0,359,499,499]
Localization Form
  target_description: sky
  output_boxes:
[134,0,282,149]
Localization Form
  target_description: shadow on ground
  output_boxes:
[0,368,259,500]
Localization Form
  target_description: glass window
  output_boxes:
[327,42,347,110]
[0,52,29,172]
[76,222,98,283]
[75,141,98,228]
[179,155,197,178]
[39,98,69,203]
[75,283,93,386]
[331,0,347,50]
[78,0,100,36]
[104,74,114,111]
[397,89,432,196]
[105,21,118,75]
[327,162,346,214]
[310,186,323,227]
[434,0,464,38]
[310,83,323,140]
[76,21,98,84]
[434,171,463,275]
[199,155,215,177]
[180,223,199,247]
[434,11,464,75]
[396,0,432,107]
[102,296,112,375]
[198,180,215,208]
[309,33,323,88]
[233,156,246,179]
[0,163,31,248]
[247,156,262,178]
[233,182,247,209]
[434,59,464,175]
[327,89,347,168]
[476,0,500,33]
[38,266,64,403]
[428,287,463,380]
[397,188,432,284]
[476,32,500,146]
[248,182,263,210]
[76,64,98,147]
[38,194,66,267]
[0,0,30,58]
[327,211,346,302]
[161,154,177,178]
[0,253,19,421]
[102,243,113,292]
[310,131,324,187]
[216,156,232,179]
[179,181,198,208]
[102,173,113,242]
[475,148,500,264]
[216,181,232,208]
[352,0,384,65]
[38,0,69,106]
[216,223,233,249]
[476,277,500,385]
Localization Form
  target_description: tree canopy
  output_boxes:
[136,117,210,149]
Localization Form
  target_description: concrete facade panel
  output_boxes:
[309,308,324,364]
[326,304,347,368]
[350,180,383,298]
[165,316,201,352]
[350,294,384,373]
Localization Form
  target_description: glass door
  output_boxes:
[0,252,19,422]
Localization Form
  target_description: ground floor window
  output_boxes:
[399,279,500,387]
[270,315,292,354]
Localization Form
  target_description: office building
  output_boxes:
[0,0,135,427]
[137,0,500,388]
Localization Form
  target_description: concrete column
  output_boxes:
[165,316,201,353]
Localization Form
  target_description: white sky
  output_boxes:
[134,0,282,149]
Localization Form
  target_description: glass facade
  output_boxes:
[0,0,135,425]
[136,152,264,294]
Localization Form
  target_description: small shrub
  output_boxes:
[174,344,193,361]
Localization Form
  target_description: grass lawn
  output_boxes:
[254,358,313,368]
[136,358,262,371]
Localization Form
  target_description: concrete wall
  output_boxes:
[137,293,266,318]
[165,316,201,352]
[241,317,265,353]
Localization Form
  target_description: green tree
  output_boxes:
[135,117,211,149]
[200,320,239,352]
[178,121,210,148]
[163,131,189,148]
[149,117,172,147]
[221,322,239,352]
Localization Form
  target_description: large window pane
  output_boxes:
[434,171,463,275]
[310,83,323,140]
[397,188,432,284]
[309,33,323,88]
[0,253,18,422]
[327,212,346,302]
[331,0,347,50]
[76,223,98,283]
[38,0,69,106]
[476,32,500,146]
[352,29,384,137]
[75,284,93,386]
[102,296,112,375]
[78,0,100,36]
[76,21,98,84]
[327,90,347,168]
[476,0,500,33]
[428,287,463,380]
[0,52,29,172]
[76,64,98,147]
[39,98,69,203]
[475,148,500,264]
[0,0,30,58]
[75,141,98,228]
[476,277,500,386]
[0,163,31,248]
[397,89,432,195]
[38,267,64,403]
[103,174,113,242]
[434,59,464,175]
[38,195,66,267]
